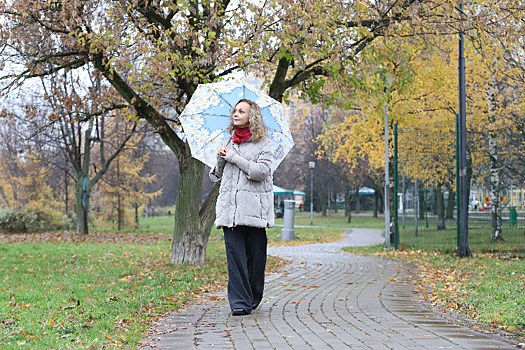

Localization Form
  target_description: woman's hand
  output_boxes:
[218,145,230,159]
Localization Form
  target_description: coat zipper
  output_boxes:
[231,141,240,228]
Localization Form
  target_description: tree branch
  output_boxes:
[92,53,186,159]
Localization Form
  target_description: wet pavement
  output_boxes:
[139,229,516,349]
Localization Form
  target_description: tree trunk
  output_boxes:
[433,185,438,215]
[321,191,327,216]
[171,156,218,264]
[489,134,503,241]
[117,192,122,231]
[344,188,349,217]
[345,188,352,223]
[446,184,455,220]
[488,81,503,241]
[373,189,379,218]
[64,171,69,213]
[117,159,122,231]
[355,186,361,214]
[75,177,90,235]
[418,184,425,220]
[437,183,446,230]
[134,204,140,228]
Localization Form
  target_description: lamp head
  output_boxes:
[385,73,394,88]
[308,161,316,169]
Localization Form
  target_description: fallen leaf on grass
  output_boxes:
[162,296,179,301]
[47,312,57,327]
[0,231,172,244]
[59,299,80,310]
[209,296,224,301]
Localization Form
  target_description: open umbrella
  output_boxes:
[178,78,293,171]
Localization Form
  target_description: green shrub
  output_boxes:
[0,207,74,233]
[0,208,38,233]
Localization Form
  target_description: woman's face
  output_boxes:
[233,101,250,128]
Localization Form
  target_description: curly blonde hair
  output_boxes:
[226,99,268,142]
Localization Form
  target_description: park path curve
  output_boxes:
[140,229,515,350]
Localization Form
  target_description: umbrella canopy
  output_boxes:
[179,78,294,171]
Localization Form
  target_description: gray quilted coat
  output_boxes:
[209,136,275,229]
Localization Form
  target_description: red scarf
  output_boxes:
[232,127,252,144]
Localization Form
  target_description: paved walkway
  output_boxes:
[140,229,515,349]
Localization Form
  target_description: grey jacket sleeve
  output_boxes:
[209,138,230,183]
[209,155,227,183]
[225,140,273,182]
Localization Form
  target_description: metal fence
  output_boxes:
[393,121,525,254]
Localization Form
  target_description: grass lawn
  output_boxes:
[0,212,348,349]
[344,245,525,339]
[290,210,385,230]
[0,237,233,349]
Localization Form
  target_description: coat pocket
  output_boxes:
[236,191,262,219]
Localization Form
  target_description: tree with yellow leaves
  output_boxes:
[0,119,70,231]
[91,132,160,230]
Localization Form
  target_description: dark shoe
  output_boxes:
[231,308,249,316]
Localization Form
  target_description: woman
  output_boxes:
[209,98,274,316]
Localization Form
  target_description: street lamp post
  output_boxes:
[384,73,394,249]
[309,161,315,225]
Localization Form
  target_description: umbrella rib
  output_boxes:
[191,130,228,156]
[198,113,230,117]
[267,126,290,134]
[211,89,234,108]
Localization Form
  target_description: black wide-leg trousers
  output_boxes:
[223,226,267,313]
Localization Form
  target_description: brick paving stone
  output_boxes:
[140,229,516,350]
